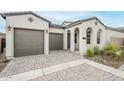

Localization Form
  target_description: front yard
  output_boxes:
[85,44,124,69]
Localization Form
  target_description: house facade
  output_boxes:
[0,11,124,59]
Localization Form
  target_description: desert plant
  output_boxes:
[86,48,94,57]
[104,44,118,56]
[120,50,124,59]
[93,46,100,55]
[99,49,105,55]
[119,46,124,50]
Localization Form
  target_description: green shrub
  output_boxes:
[86,48,94,57]
[104,44,118,56]
[120,50,124,59]
[99,49,105,55]
[93,46,100,55]
[119,46,124,50]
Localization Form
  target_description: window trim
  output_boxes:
[97,30,102,44]
[86,28,91,44]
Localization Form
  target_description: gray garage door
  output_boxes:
[14,28,44,57]
[49,33,63,50]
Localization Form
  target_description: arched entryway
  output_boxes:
[74,28,80,51]
[67,30,71,49]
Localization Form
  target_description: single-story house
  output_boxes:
[0,11,124,59]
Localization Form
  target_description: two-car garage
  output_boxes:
[1,12,64,58]
[14,28,63,57]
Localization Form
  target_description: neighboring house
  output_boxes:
[0,11,124,59]
[0,32,5,53]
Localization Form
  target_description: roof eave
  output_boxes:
[0,11,51,24]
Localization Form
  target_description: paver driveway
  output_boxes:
[0,50,83,77]
[30,64,123,81]
[0,50,123,81]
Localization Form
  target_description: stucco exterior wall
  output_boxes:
[105,29,124,45]
[4,13,124,58]
[81,19,106,48]
[49,28,64,34]
[6,14,49,59]
[64,19,106,54]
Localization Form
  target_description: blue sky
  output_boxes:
[1,11,124,32]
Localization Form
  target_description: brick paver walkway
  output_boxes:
[31,63,123,81]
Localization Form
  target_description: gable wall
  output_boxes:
[6,14,49,30]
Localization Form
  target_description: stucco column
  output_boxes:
[79,29,83,54]
[6,26,14,59]
[101,29,106,47]
[44,30,49,55]
[63,30,67,50]
[70,29,75,51]
[81,27,87,54]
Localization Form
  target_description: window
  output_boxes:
[75,34,77,43]
[86,28,91,44]
[97,30,101,44]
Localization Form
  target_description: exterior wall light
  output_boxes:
[46,30,49,33]
[7,25,12,31]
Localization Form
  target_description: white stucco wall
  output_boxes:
[81,19,106,49]
[105,29,124,45]
[64,19,106,54]
[6,14,49,59]
[5,13,124,58]
[49,27,64,34]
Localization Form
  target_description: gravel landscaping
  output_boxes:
[85,45,124,69]
[86,56,124,69]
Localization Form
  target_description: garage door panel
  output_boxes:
[14,28,44,57]
[49,33,63,50]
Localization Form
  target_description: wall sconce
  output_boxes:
[46,30,49,33]
[8,25,12,31]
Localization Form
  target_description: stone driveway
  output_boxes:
[31,64,123,81]
[0,50,83,77]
